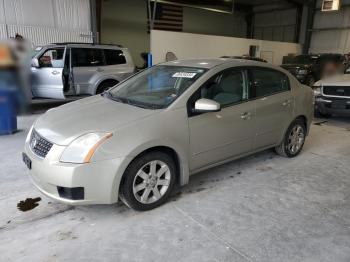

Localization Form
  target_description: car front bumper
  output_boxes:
[24,141,127,205]
[315,96,350,116]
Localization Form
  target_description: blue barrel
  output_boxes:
[0,88,17,135]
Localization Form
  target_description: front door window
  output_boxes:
[38,48,65,68]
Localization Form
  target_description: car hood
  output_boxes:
[317,74,350,86]
[34,95,158,145]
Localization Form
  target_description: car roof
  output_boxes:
[43,43,124,49]
[161,58,270,69]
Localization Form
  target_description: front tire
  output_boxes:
[275,119,306,158]
[120,151,176,211]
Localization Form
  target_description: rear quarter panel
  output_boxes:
[291,77,314,134]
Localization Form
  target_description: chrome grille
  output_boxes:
[323,86,350,98]
[30,130,53,158]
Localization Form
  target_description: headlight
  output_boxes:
[60,132,113,164]
[298,69,308,75]
[313,86,321,96]
[26,125,34,143]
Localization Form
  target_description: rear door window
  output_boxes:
[104,49,126,65]
[250,68,290,98]
[71,48,104,67]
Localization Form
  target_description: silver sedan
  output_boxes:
[23,59,314,211]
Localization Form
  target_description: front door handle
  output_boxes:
[282,99,292,106]
[51,70,60,75]
[241,112,252,120]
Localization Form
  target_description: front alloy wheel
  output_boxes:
[120,151,176,211]
[133,160,171,204]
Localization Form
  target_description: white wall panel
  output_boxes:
[0,24,8,39]
[0,0,92,45]
[151,30,302,66]
[5,25,92,46]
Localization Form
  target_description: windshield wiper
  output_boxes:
[104,92,163,110]
[104,92,128,104]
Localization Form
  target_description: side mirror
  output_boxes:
[31,58,39,68]
[194,98,221,113]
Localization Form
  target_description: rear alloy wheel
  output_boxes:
[275,119,306,158]
[120,152,176,211]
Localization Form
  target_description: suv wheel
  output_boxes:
[275,119,306,158]
[120,151,176,211]
[315,108,332,118]
[96,80,118,94]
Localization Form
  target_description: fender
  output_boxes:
[110,139,191,202]
[90,76,121,95]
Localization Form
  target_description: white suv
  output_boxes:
[30,43,135,99]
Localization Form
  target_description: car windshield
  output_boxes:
[107,65,207,109]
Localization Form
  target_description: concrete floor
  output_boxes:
[0,112,350,262]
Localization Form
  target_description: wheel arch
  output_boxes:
[117,144,190,199]
[295,115,308,133]
[90,76,120,94]
[277,115,309,146]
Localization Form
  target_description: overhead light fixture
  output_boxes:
[321,0,340,12]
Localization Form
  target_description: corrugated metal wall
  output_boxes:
[254,8,298,43]
[0,0,92,45]
[310,0,350,53]
[2,25,93,45]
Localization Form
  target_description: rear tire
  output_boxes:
[96,80,118,94]
[120,151,176,211]
[275,119,306,158]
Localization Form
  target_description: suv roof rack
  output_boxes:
[51,42,123,48]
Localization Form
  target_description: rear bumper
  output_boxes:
[315,96,350,116]
[24,142,127,205]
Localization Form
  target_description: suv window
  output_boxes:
[38,48,65,68]
[250,68,290,98]
[104,49,126,65]
[196,68,248,107]
[71,48,104,67]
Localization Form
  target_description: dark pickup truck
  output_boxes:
[281,54,344,86]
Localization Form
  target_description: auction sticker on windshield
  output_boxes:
[172,72,197,78]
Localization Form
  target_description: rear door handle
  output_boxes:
[51,70,60,75]
[241,112,252,120]
[96,68,104,72]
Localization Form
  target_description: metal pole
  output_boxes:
[303,0,316,54]
[151,0,158,30]
[90,0,98,44]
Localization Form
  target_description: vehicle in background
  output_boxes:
[313,74,350,117]
[23,59,314,211]
[30,43,135,99]
[281,54,344,86]
[221,55,267,63]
